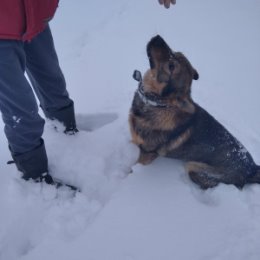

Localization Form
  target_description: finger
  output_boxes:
[171,0,176,4]
[158,0,164,5]
[164,0,171,9]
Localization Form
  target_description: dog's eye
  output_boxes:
[168,62,175,71]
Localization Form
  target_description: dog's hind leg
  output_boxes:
[185,161,224,189]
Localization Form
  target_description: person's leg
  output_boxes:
[0,39,48,179]
[24,25,77,132]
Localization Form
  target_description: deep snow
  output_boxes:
[0,0,260,259]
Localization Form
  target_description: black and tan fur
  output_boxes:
[129,35,260,189]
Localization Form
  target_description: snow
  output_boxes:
[0,0,260,259]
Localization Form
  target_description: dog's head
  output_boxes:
[143,35,199,99]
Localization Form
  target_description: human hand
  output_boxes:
[158,0,176,9]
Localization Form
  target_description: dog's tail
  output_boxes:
[247,165,260,184]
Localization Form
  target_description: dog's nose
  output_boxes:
[150,35,167,48]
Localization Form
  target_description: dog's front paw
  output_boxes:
[138,151,158,165]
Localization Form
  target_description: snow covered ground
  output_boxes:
[1,0,260,259]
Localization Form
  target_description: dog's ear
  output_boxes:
[174,52,199,81]
[147,35,172,69]
[193,69,199,80]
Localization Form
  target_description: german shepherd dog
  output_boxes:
[129,35,260,189]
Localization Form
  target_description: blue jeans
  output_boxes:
[0,25,73,155]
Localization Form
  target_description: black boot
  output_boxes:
[10,138,48,180]
[43,101,78,134]
[10,140,78,191]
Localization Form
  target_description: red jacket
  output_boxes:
[0,0,59,41]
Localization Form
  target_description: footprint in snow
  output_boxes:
[76,113,118,132]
